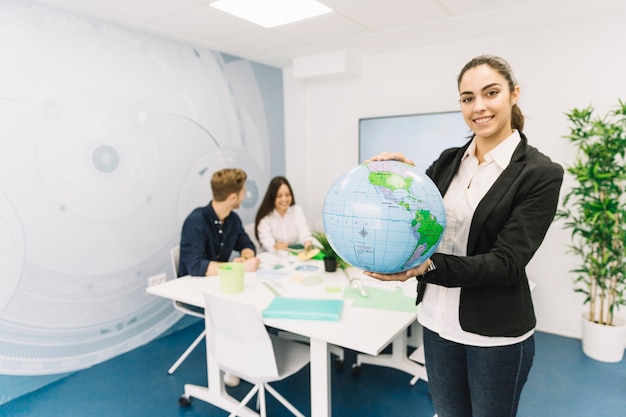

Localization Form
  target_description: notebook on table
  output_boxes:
[262,297,344,321]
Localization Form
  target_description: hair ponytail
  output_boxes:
[512,104,524,132]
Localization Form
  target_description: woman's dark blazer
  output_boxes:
[418,133,564,337]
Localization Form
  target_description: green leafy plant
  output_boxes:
[311,230,349,270]
[555,99,626,326]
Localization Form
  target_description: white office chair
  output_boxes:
[203,293,310,417]
[167,245,206,375]
[243,222,262,254]
[275,332,344,370]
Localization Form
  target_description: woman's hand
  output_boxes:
[362,259,432,282]
[274,241,288,251]
[366,151,415,166]
[362,270,415,282]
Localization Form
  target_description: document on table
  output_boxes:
[343,285,418,313]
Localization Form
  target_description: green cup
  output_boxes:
[217,262,245,293]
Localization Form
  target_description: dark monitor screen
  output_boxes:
[358,111,470,172]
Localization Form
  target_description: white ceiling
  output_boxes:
[32,0,625,68]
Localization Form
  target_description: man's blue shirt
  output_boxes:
[179,202,255,276]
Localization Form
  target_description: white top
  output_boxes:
[257,205,313,252]
[418,130,533,347]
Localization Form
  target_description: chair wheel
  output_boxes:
[178,395,191,407]
[334,358,344,371]
[351,364,362,377]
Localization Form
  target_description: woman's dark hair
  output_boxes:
[457,55,524,132]
[254,176,295,241]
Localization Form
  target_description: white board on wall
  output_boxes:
[359,111,470,171]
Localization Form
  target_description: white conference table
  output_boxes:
[146,253,420,417]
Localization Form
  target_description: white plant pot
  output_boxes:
[581,313,626,363]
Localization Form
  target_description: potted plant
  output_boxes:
[311,230,349,272]
[555,99,626,362]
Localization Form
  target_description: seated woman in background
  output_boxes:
[254,176,315,253]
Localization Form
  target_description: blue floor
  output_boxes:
[1,320,625,417]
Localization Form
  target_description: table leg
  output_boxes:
[309,337,331,417]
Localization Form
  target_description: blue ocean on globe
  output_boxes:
[322,160,446,274]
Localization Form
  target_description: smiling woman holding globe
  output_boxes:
[363,55,564,417]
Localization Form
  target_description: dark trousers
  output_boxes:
[423,327,534,417]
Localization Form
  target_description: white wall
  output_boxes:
[283,11,626,339]
[0,2,284,400]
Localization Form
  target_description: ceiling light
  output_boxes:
[210,0,332,28]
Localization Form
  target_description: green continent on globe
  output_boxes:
[369,167,444,269]
[412,209,444,254]
[368,170,412,191]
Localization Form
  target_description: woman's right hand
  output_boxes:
[366,151,415,166]
[274,241,288,251]
[362,259,432,282]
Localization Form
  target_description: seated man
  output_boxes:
[178,168,260,388]
[179,168,260,277]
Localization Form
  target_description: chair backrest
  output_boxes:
[203,293,279,381]
[170,245,180,279]
[243,222,262,254]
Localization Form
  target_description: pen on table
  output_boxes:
[262,282,281,297]
[349,278,368,297]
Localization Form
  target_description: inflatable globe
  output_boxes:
[322,160,446,274]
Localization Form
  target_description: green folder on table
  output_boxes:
[262,297,344,321]
[343,286,418,313]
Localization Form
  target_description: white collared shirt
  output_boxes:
[257,205,313,252]
[418,130,533,346]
